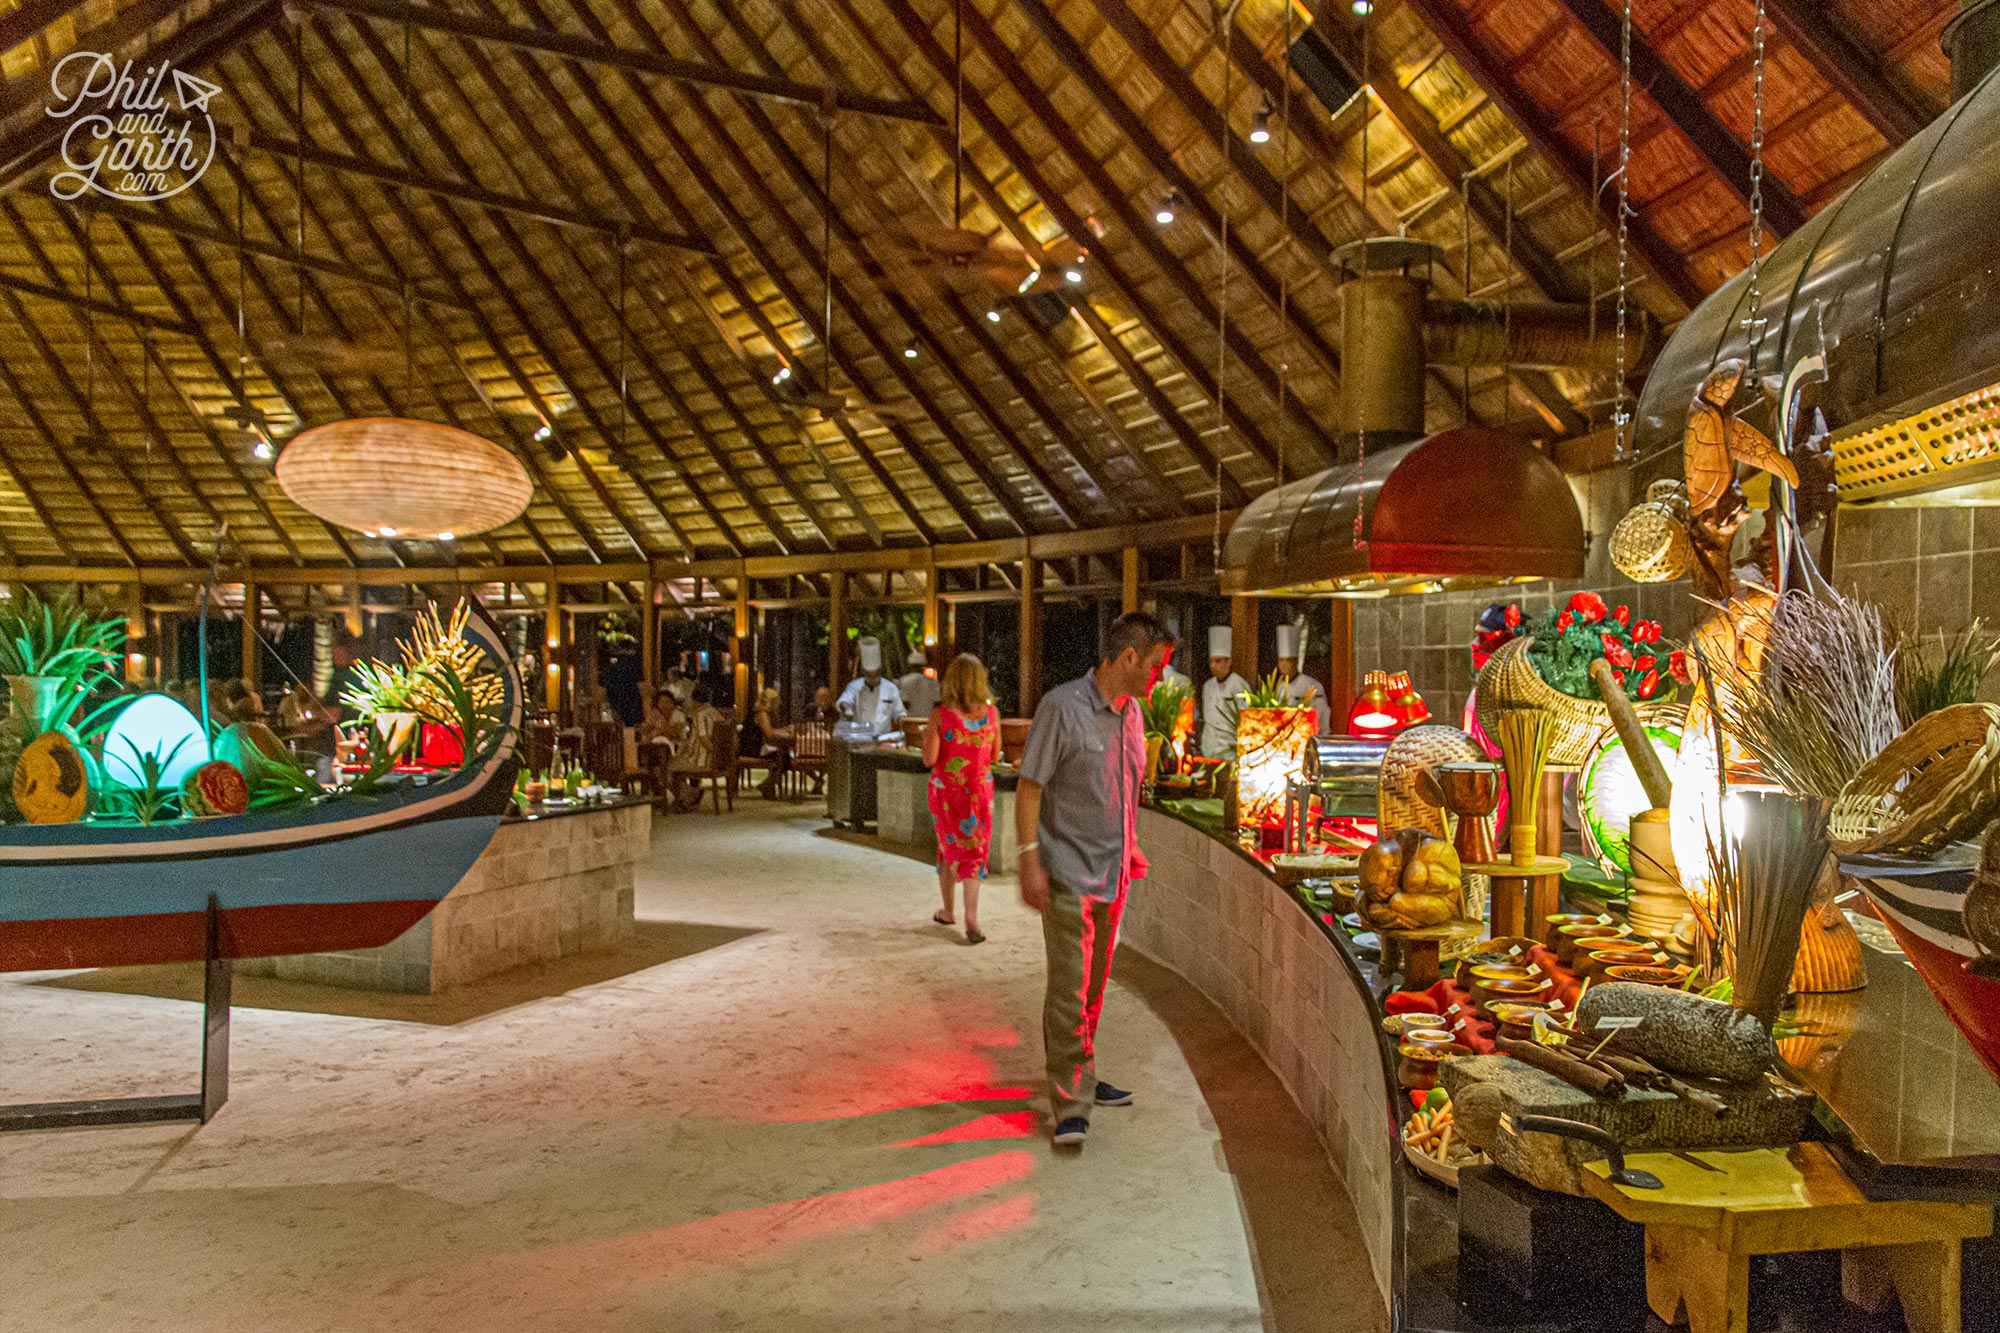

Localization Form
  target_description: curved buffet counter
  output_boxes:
[1126,803,2000,1333]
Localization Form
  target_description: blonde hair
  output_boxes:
[939,653,990,715]
[755,686,781,714]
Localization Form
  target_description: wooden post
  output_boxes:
[125,584,147,684]
[544,577,563,714]
[734,561,751,714]
[1231,595,1260,682]
[641,568,658,700]
[240,582,260,691]
[1019,553,1043,714]
[922,552,941,664]
[1325,599,1356,726]
[1121,545,1141,614]
[827,568,847,693]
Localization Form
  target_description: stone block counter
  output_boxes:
[873,760,1020,875]
[243,798,650,993]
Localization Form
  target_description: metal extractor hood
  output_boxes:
[1222,427,1587,595]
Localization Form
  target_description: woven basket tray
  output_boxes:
[1610,481,1694,584]
[1830,703,2000,857]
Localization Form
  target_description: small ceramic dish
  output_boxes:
[1488,1000,1561,1042]
[1604,964,1688,987]
[1402,1028,1462,1052]
[1398,1044,1453,1091]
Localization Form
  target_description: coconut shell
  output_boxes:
[1575,981,1777,1084]
[13,729,89,824]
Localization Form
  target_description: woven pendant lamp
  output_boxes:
[277,418,533,541]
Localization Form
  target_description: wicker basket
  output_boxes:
[1830,704,2000,857]
[1379,725,1486,835]
[1610,480,1694,584]
[1474,637,1676,769]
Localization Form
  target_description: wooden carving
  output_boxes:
[1682,359,1801,599]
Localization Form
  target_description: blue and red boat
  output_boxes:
[0,608,522,973]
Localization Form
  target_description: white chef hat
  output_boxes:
[908,648,927,668]
[1208,625,1232,656]
[1275,623,1301,658]
[857,637,882,672]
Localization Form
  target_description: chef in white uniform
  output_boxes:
[1276,622,1331,736]
[1199,625,1249,759]
[837,637,906,733]
[897,649,940,718]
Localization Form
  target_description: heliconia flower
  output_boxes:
[1612,605,1631,626]
[1668,649,1691,684]
[1634,654,1657,672]
[1504,604,1523,628]
[1601,634,1634,668]
[1556,611,1574,632]
[1567,591,1608,622]
[1638,669,1660,699]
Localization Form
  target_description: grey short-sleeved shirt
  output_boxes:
[1018,671,1146,900]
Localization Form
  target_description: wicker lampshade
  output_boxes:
[277,418,533,541]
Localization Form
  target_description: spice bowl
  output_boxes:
[1555,922,1631,966]
[1604,964,1688,988]
[1471,975,1551,1018]
[1488,1000,1560,1043]
[1398,1043,1452,1092]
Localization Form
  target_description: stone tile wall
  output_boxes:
[876,768,1019,874]
[1833,507,2000,699]
[243,804,649,993]
[1124,809,1395,1318]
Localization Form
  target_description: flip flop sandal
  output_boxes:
[932,912,955,927]
[966,930,986,945]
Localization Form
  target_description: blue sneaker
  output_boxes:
[1052,1116,1089,1146]
[1094,1081,1134,1106]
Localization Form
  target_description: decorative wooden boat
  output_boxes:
[0,608,522,973]
[1840,845,2000,1082]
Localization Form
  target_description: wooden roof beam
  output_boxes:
[236,126,714,254]
[1547,0,1805,235]
[0,270,196,340]
[304,0,942,124]
[1393,0,1706,308]
[1763,0,1932,146]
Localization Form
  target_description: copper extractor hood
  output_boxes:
[1223,238,1589,595]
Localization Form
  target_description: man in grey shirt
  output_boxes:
[1016,611,1173,1148]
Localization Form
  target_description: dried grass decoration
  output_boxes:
[1830,703,2000,857]
[1493,709,1551,867]
[1696,588,1902,800]
[1708,789,1832,1030]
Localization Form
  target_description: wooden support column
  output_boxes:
[544,577,563,715]
[1121,546,1141,614]
[641,569,659,699]
[240,582,260,691]
[1231,595,1260,682]
[922,551,941,664]
[125,584,147,684]
[734,562,751,714]
[1019,554,1043,715]
[827,569,847,693]
[1326,600,1356,726]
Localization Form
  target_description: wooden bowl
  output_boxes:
[1555,922,1631,965]
[1403,1028,1462,1053]
[1472,975,1551,1017]
[1580,946,1669,979]
[1604,964,1687,988]
[1489,1000,1561,1043]
[1543,912,1613,947]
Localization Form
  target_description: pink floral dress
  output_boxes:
[928,704,999,879]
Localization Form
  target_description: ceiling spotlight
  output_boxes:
[1351,0,1373,13]
[772,365,791,384]
[378,525,399,538]
[1064,267,1084,285]
[902,342,920,359]
[985,308,1002,323]
[1018,269,1041,294]
[1155,189,1181,225]
[251,438,274,462]
[437,531,455,543]
[533,422,554,442]
[1249,99,1273,144]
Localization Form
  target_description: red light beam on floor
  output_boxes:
[893,1110,1035,1148]
[911,1190,1037,1257]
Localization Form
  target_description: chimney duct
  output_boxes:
[1946,0,2000,102]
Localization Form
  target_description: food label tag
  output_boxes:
[1595,913,1613,924]
[1594,1016,1642,1031]
[1448,1003,1462,1015]
[1527,964,1543,976]
[1651,952,1669,964]
[1548,998,1565,1012]
[1508,945,1523,957]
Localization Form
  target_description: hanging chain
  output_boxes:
[1354,4,1371,550]
[1276,0,1294,494]
[1461,168,1472,421]
[952,0,963,229]
[615,230,629,456]
[1613,0,1633,458]
[1212,6,1232,570]
[1744,0,1768,355]
[295,9,306,336]
[82,211,95,427]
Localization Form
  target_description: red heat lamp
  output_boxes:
[1388,671,1431,728]
[1347,670,1400,738]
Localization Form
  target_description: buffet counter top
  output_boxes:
[1130,802,2000,1333]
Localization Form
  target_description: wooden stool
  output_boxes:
[1465,855,1570,941]
[1578,1142,1991,1333]
[1377,919,1484,990]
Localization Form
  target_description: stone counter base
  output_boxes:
[242,805,650,993]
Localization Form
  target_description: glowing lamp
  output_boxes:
[1234,705,1318,826]
[1388,671,1430,727]
[102,693,209,790]
[276,417,533,541]
[1346,670,1399,738]
[1579,721,1682,876]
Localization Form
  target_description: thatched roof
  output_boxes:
[0,0,1956,582]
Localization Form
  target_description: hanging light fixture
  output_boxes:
[1249,98,1274,144]
[902,341,920,359]
[1155,189,1180,225]
[277,418,533,542]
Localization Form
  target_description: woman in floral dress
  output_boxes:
[923,653,1003,944]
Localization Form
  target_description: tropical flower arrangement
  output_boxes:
[1525,591,1686,705]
